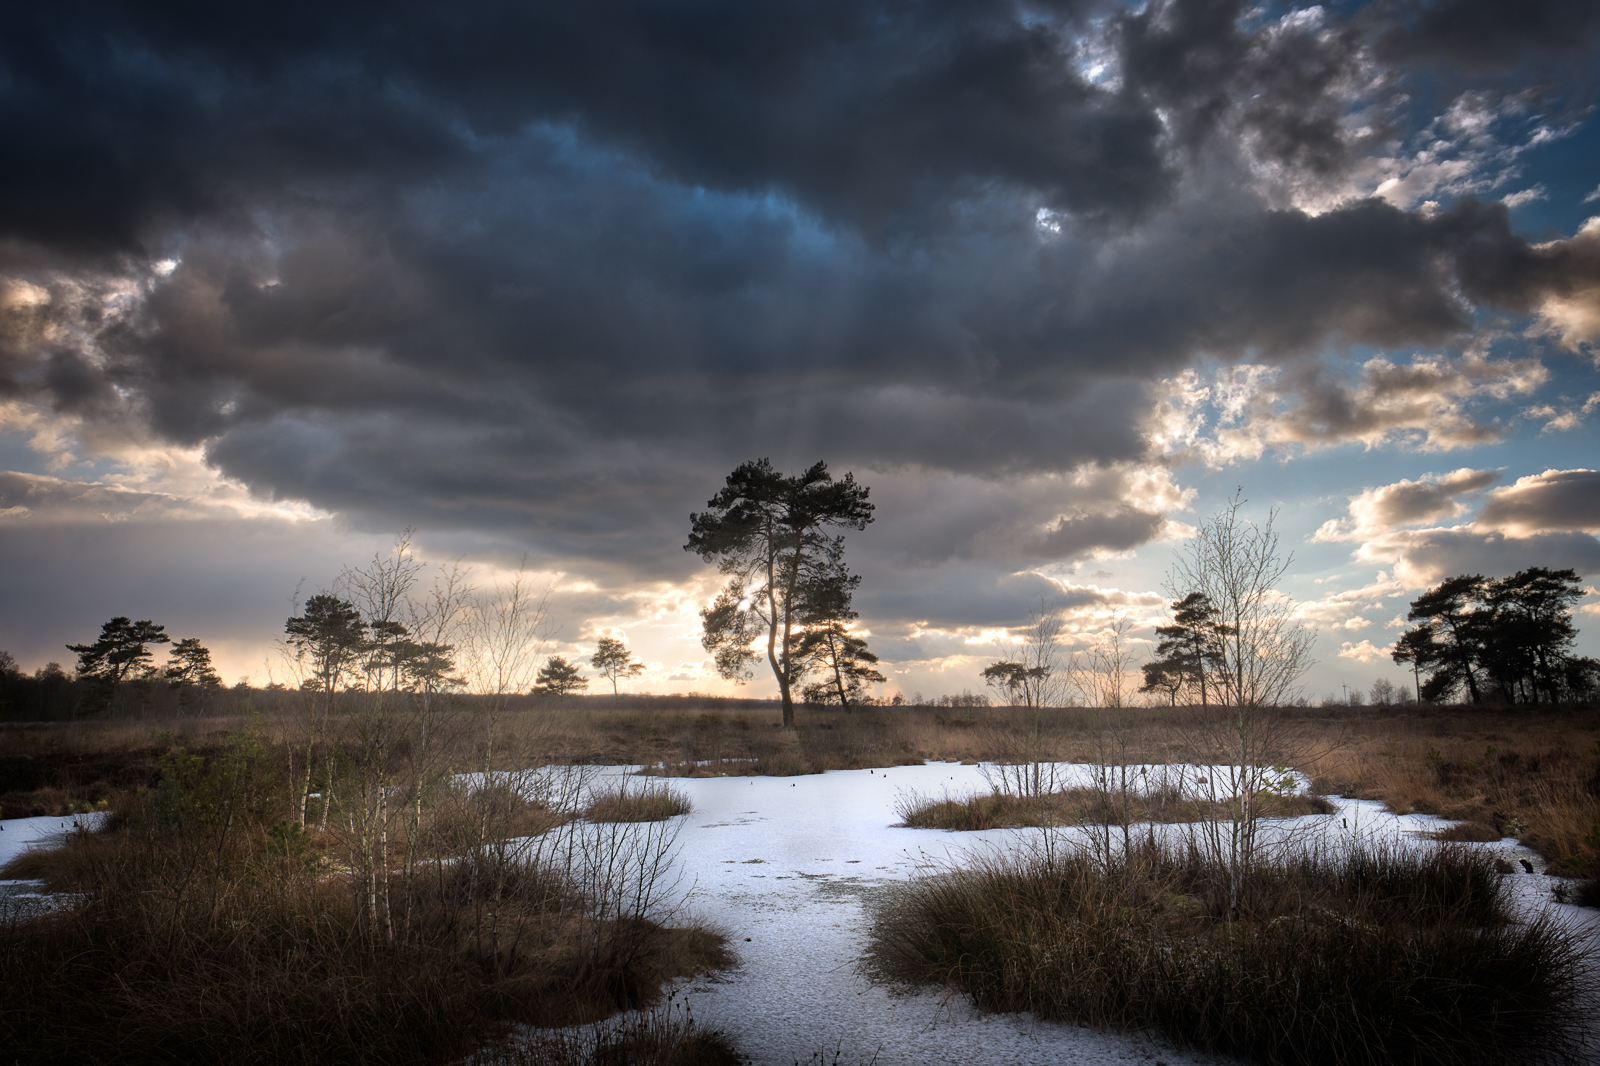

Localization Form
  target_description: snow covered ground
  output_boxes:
[0,811,106,922]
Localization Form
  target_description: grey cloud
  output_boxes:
[4,0,1600,635]
[1361,468,1500,527]
[1119,0,1366,176]
[1395,528,1600,585]
[1477,468,1600,535]
[1373,0,1600,69]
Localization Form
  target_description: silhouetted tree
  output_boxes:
[1394,568,1595,703]
[591,637,645,697]
[799,622,885,711]
[67,617,170,715]
[685,458,873,728]
[980,604,1067,709]
[284,594,367,825]
[167,637,222,711]
[1139,592,1228,706]
[532,655,588,699]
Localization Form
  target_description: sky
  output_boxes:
[2,0,1598,704]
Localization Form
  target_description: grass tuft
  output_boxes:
[895,786,1333,831]
[864,839,1586,1066]
[586,779,693,822]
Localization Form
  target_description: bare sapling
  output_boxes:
[981,603,1069,799]
[1166,491,1317,918]
[1071,613,1155,867]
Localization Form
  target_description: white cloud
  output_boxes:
[1337,639,1388,663]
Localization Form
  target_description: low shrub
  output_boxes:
[0,746,731,1065]
[586,779,693,823]
[864,839,1585,1066]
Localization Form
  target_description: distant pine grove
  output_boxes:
[1,566,1595,724]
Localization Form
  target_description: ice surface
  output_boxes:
[0,812,106,921]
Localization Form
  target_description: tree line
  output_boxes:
[1391,568,1598,704]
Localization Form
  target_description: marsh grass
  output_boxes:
[864,839,1587,1066]
[0,766,732,1064]
[586,779,693,823]
[895,786,1334,831]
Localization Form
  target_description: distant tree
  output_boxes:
[1368,678,1396,707]
[1484,568,1587,703]
[1397,575,1490,703]
[284,594,367,826]
[286,595,367,705]
[0,649,19,681]
[799,622,885,711]
[685,458,874,728]
[1393,568,1594,703]
[590,637,646,697]
[532,655,589,699]
[67,617,170,715]
[1139,593,1227,706]
[167,638,223,711]
[981,604,1068,709]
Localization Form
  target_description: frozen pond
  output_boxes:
[2,768,1594,1064]
[588,761,1599,1066]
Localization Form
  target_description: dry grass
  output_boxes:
[1301,703,1600,876]
[4,698,1595,870]
[865,839,1588,1066]
[586,779,693,823]
[895,786,1334,831]
[0,736,735,1065]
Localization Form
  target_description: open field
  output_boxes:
[4,696,1595,872]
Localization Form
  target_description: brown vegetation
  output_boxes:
[865,839,1587,1066]
[1301,703,1600,877]
[4,698,1596,875]
[895,786,1334,831]
[0,730,733,1065]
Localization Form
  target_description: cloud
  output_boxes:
[1315,467,1600,588]
[1,0,1598,693]
[1374,0,1600,69]
[1311,468,1499,541]
[1529,217,1600,352]
[1476,469,1600,536]
[1156,349,1547,466]
[1337,639,1389,663]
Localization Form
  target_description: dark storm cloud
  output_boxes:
[0,0,1171,251]
[5,0,1600,590]
[1373,0,1600,69]
[1119,0,1366,175]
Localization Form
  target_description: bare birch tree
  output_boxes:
[1166,491,1316,918]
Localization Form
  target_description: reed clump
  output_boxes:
[864,839,1587,1066]
[586,779,693,822]
[895,787,1333,831]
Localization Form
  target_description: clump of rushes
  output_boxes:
[864,839,1586,1066]
[895,787,1333,831]
[0,740,731,1066]
[586,779,693,822]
